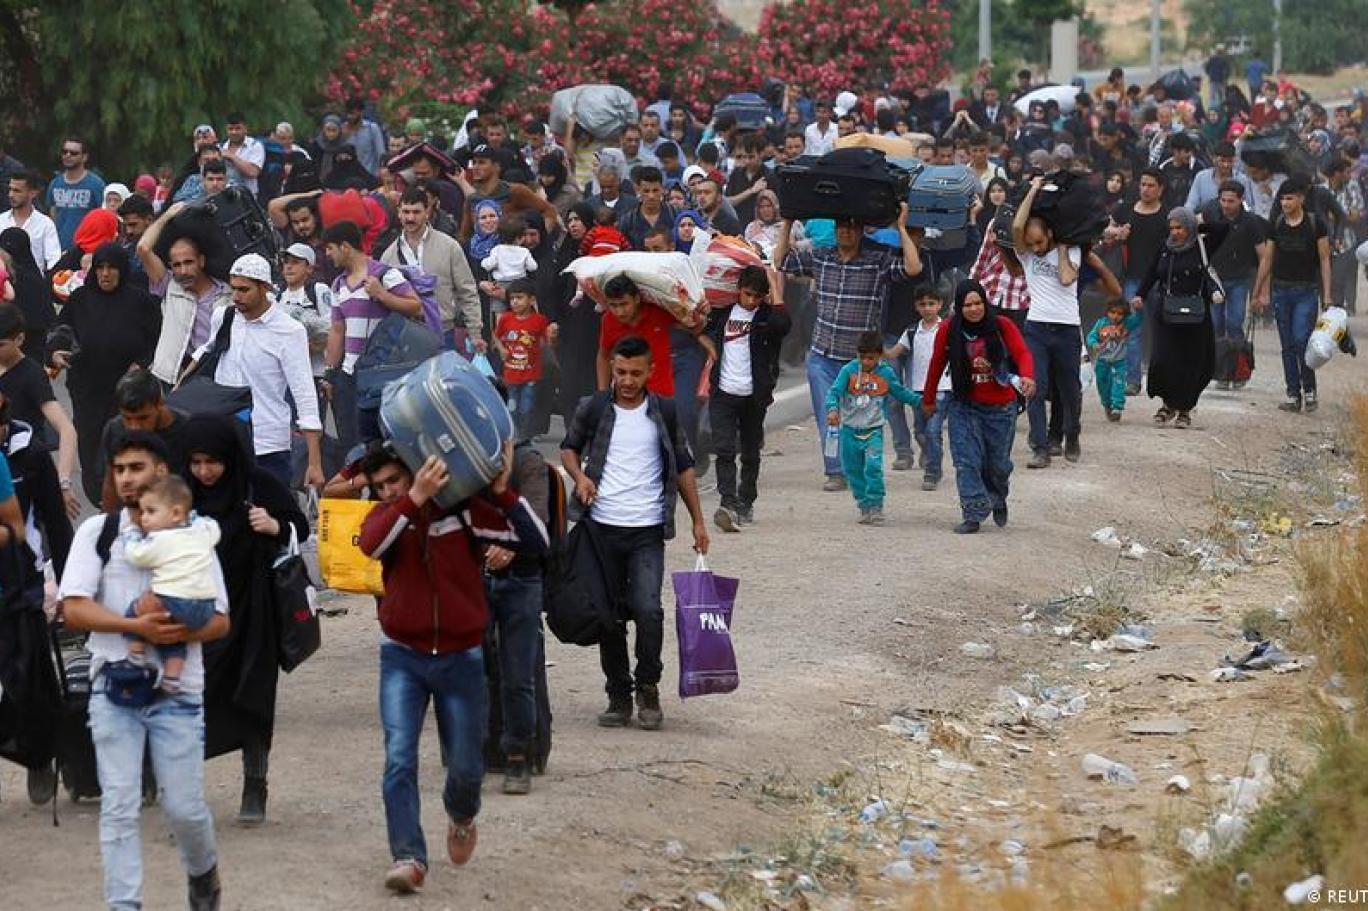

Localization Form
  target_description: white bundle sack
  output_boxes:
[563,251,704,321]
[1306,306,1349,370]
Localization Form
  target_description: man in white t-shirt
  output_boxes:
[560,335,709,732]
[60,432,230,911]
[1013,176,1084,469]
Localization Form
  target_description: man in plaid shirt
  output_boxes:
[775,204,924,490]
[970,232,1032,327]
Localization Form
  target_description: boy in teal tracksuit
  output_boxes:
[825,330,921,525]
[1086,300,1144,421]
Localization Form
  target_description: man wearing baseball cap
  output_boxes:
[185,252,325,488]
[454,142,560,242]
[277,243,335,382]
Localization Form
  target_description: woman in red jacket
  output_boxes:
[923,280,1036,534]
[357,441,548,895]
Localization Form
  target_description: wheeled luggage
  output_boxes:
[378,351,513,510]
[56,647,101,802]
[714,93,771,131]
[905,164,979,230]
[775,148,911,226]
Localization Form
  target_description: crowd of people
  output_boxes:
[0,50,1365,908]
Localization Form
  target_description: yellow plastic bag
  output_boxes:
[317,498,384,595]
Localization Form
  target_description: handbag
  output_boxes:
[316,497,385,595]
[1160,235,1215,326]
[274,525,321,673]
[672,555,740,698]
[544,521,616,646]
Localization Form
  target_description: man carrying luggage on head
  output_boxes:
[358,441,547,894]
[775,203,923,491]
[60,432,231,911]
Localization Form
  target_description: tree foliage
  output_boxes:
[1185,0,1368,75]
[0,0,352,177]
[754,0,952,97]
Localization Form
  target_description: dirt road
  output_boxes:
[2,314,1361,910]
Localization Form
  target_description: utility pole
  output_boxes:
[1272,0,1282,73]
[978,0,991,64]
[1149,0,1161,81]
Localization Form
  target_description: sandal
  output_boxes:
[1174,411,1191,429]
[1153,406,1175,424]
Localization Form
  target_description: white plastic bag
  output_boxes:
[1079,358,1095,391]
[563,251,704,320]
[1306,306,1348,370]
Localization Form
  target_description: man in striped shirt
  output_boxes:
[775,204,924,490]
[322,220,422,450]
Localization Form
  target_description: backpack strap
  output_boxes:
[303,281,319,309]
[95,509,121,566]
[545,462,567,542]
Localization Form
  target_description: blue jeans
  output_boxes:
[1123,277,1144,386]
[124,595,216,664]
[1272,284,1319,398]
[1213,278,1250,343]
[256,450,292,489]
[507,381,538,442]
[807,350,847,476]
[1025,321,1083,452]
[883,332,912,458]
[670,340,706,454]
[88,691,217,911]
[379,642,487,867]
[913,391,948,480]
[484,573,543,757]
[947,399,1017,523]
[840,426,885,510]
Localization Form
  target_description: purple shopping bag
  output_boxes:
[672,556,741,699]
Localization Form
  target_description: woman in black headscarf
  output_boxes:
[322,144,376,191]
[517,210,563,436]
[537,153,581,218]
[185,414,307,826]
[47,242,161,503]
[548,201,601,421]
[0,227,56,363]
[1130,206,1221,428]
[922,280,1036,534]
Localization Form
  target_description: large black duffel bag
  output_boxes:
[776,148,911,226]
[156,186,279,282]
[1016,170,1109,247]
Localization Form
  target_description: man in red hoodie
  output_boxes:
[358,442,548,895]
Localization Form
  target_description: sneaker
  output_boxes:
[1215,380,1231,390]
[736,508,754,526]
[636,684,663,731]
[502,757,531,795]
[892,454,914,471]
[1125,383,1141,396]
[1278,396,1302,413]
[1304,392,1319,414]
[1064,437,1080,463]
[822,475,848,492]
[237,777,267,827]
[1047,440,1064,457]
[1107,410,1122,423]
[1154,406,1175,424]
[954,520,981,534]
[1174,411,1192,429]
[713,506,740,533]
[447,818,478,865]
[27,764,56,805]
[1233,380,1248,390]
[865,507,886,526]
[992,506,1008,528]
[384,860,426,895]
[188,865,222,910]
[596,695,633,727]
[1027,449,1051,469]
[857,508,871,525]
[921,475,939,491]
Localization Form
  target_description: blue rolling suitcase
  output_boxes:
[715,93,772,131]
[379,351,513,510]
[905,164,979,230]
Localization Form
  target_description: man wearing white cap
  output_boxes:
[277,243,334,380]
[187,253,324,489]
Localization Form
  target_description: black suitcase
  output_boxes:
[776,148,911,226]
[715,93,771,131]
[482,620,553,775]
[157,186,280,282]
[1240,128,1314,178]
[57,648,102,802]
[1018,171,1109,246]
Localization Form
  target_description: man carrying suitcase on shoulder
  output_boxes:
[775,202,924,491]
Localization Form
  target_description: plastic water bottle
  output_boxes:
[1081,753,1138,786]
[823,427,840,460]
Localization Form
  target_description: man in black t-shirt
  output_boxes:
[1200,180,1271,386]
[1106,168,1168,393]
[93,368,191,509]
[1254,177,1332,413]
[0,306,78,514]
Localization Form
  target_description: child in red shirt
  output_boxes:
[581,207,631,257]
[494,279,557,440]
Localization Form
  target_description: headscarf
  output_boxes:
[74,208,120,254]
[315,114,347,152]
[537,154,569,200]
[184,414,252,541]
[1165,206,1199,253]
[103,183,131,207]
[134,174,158,196]
[946,279,1006,399]
[674,208,705,254]
[469,198,503,261]
[281,152,321,195]
[752,189,782,226]
[0,228,51,340]
[322,144,375,190]
[88,242,131,289]
[558,202,596,267]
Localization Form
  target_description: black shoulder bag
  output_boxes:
[1160,236,1213,326]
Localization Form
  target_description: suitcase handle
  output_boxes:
[814,180,841,196]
